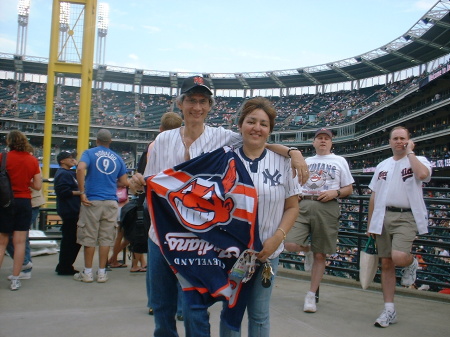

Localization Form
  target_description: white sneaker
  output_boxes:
[10,278,21,291]
[401,258,418,286]
[7,271,31,280]
[21,262,33,271]
[96,271,109,283]
[304,251,314,272]
[374,309,397,328]
[303,292,317,313]
[73,271,94,283]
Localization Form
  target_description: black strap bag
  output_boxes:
[0,152,14,208]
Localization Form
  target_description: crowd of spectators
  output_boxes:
[0,73,426,131]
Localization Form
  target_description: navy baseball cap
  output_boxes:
[180,76,213,95]
[314,128,333,138]
[57,151,74,164]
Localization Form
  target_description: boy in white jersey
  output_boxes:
[368,126,431,328]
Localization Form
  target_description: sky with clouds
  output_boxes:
[0,0,440,74]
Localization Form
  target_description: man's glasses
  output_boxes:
[185,98,210,107]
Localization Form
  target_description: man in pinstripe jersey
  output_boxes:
[130,76,309,337]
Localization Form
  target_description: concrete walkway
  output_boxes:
[0,252,449,337]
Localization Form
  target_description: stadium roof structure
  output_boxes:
[1,1,450,90]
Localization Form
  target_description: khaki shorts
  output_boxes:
[77,200,119,247]
[375,210,417,257]
[286,199,340,254]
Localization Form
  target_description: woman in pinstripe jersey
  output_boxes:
[220,97,301,337]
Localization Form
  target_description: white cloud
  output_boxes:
[412,0,438,11]
[128,53,139,60]
[142,25,160,33]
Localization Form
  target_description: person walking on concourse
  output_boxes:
[285,127,354,313]
[368,126,431,328]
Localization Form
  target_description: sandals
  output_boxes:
[109,262,128,268]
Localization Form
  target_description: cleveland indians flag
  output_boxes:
[146,146,262,330]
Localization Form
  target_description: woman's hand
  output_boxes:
[257,234,284,262]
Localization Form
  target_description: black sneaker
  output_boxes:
[57,269,79,275]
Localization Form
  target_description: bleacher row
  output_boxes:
[0,75,419,132]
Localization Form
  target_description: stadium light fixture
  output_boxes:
[98,3,109,31]
[59,2,70,26]
[18,0,31,17]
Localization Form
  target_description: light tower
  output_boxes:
[94,3,109,115]
[14,0,31,83]
[96,2,109,65]
[58,2,70,62]
[16,0,31,56]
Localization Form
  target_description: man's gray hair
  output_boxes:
[176,92,216,108]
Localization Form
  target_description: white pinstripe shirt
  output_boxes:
[236,148,301,259]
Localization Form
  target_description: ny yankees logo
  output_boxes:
[262,169,281,186]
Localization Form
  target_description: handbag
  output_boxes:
[0,152,14,208]
[116,186,128,203]
[359,236,379,289]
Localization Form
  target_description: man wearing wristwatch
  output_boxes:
[367,126,431,328]
[285,127,354,314]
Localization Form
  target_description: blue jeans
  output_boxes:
[6,232,32,266]
[220,257,279,337]
[182,294,211,337]
[148,239,180,337]
[146,237,183,317]
[30,206,40,229]
[149,239,207,337]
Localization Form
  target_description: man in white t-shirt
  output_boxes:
[285,128,354,313]
[368,126,431,328]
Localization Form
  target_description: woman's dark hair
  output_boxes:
[238,97,276,132]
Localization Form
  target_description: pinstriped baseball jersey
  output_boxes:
[148,125,242,176]
[236,147,301,259]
